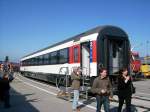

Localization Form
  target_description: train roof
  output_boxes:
[22,25,128,59]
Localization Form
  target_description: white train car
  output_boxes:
[20,25,130,92]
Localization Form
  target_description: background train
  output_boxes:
[20,25,130,94]
[131,52,141,73]
[130,51,141,78]
[140,56,150,77]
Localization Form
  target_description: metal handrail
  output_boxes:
[81,67,88,86]
[56,67,69,90]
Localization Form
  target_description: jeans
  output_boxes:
[72,90,79,110]
[96,95,110,112]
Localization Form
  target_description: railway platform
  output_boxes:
[0,73,150,112]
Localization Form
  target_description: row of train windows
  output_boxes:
[22,48,69,66]
[21,48,79,66]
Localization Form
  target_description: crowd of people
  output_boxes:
[71,67,134,112]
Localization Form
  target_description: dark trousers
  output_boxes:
[96,95,109,112]
[118,96,131,112]
[3,90,10,107]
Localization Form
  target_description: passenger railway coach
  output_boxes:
[20,25,130,91]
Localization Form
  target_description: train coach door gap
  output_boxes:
[107,38,126,94]
[81,42,90,77]
[80,42,90,99]
[108,39,124,76]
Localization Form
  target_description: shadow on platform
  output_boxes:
[78,98,150,112]
[110,105,138,112]
[0,87,40,112]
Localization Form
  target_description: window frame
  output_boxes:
[59,48,69,64]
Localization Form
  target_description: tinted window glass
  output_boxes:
[43,54,49,65]
[74,47,79,62]
[50,51,58,64]
[34,57,38,65]
[39,55,43,65]
[59,48,69,64]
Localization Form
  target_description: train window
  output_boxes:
[50,51,58,64]
[25,60,27,65]
[59,48,69,64]
[24,60,26,66]
[36,56,40,65]
[33,58,36,65]
[28,59,31,65]
[34,57,38,65]
[30,58,34,65]
[74,47,79,63]
[23,60,26,66]
[39,55,44,65]
[27,59,30,65]
[48,53,51,64]
[43,54,49,65]
[21,61,23,66]
[31,58,34,65]
[25,59,28,66]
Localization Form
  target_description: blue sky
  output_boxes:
[0,0,150,62]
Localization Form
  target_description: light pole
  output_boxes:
[146,40,149,57]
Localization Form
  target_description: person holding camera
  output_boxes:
[71,67,81,112]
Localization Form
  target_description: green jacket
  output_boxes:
[91,76,113,97]
[71,72,81,90]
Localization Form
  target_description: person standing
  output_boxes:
[91,68,113,112]
[1,56,12,108]
[117,68,132,112]
[0,70,3,101]
[71,67,81,112]
[1,73,11,108]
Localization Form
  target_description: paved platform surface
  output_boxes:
[0,73,150,112]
